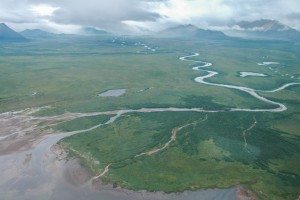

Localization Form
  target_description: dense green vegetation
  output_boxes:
[1,35,300,199]
[55,114,113,132]
[61,112,300,200]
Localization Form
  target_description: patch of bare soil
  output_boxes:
[236,185,259,200]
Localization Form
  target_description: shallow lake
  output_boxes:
[98,89,126,97]
[240,72,268,77]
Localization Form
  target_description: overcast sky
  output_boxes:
[1,0,299,33]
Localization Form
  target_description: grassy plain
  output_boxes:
[1,37,294,114]
[1,35,300,199]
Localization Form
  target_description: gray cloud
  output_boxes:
[0,0,162,33]
[0,0,299,33]
[49,0,161,32]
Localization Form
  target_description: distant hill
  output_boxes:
[227,19,300,41]
[20,29,56,38]
[82,27,110,36]
[0,23,26,41]
[158,24,229,40]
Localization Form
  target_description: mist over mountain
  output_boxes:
[236,19,290,32]
[158,24,229,40]
[81,27,111,36]
[226,19,300,41]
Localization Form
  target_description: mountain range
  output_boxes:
[1,20,300,42]
[19,29,57,38]
[227,19,300,41]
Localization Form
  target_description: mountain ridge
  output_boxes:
[158,24,229,40]
[20,29,56,38]
[0,23,26,41]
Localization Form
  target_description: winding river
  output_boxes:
[180,52,300,112]
[0,52,299,200]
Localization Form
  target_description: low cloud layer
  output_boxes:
[0,0,299,33]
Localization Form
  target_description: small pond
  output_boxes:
[98,89,126,97]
